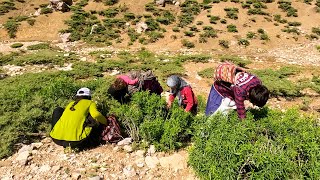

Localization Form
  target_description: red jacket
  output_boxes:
[169,86,198,112]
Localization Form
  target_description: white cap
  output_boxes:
[76,87,91,97]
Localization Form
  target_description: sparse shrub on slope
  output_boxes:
[253,67,301,97]
[189,108,320,179]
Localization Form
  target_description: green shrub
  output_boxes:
[27,19,36,26]
[12,50,67,66]
[227,24,238,33]
[104,0,118,5]
[178,0,201,27]
[0,1,16,16]
[41,7,53,14]
[198,68,214,78]
[238,38,250,47]
[248,8,269,15]
[220,18,227,24]
[10,43,23,48]
[124,13,135,21]
[184,31,195,37]
[189,108,320,179]
[224,7,239,20]
[110,91,194,151]
[4,19,20,38]
[209,16,220,24]
[273,14,287,24]
[288,21,301,26]
[282,27,300,35]
[253,67,301,97]
[312,27,320,36]
[220,55,252,67]
[246,31,256,39]
[260,33,270,40]
[27,43,50,50]
[181,39,195,48]
[219,40,229,48]
[316,45,320,52]
[99,7,119,18]
[0,52,20,66]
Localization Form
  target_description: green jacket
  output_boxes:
[50,99,107,141]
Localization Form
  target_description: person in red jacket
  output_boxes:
[166,75,198,114]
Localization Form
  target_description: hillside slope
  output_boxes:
[0,0,319,52]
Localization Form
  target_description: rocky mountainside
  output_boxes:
[0,137,196,180]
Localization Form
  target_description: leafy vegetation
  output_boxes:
[10,43,23,48]
[27,43,50,50]
[220,55,252,67]
[189,109,320,179]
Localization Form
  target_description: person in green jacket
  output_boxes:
[50,87,107,149]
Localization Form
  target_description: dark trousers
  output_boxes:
[51,107,103,149]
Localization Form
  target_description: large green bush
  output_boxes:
[189,109,320,179]
[109,91,195,151]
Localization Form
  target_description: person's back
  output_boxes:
[206,63,269,119]
[50,87,107,148]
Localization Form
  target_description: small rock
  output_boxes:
[145,156,159,169]
[15,151,30,165]
[0,73,8,79]
[41,137,52,143]
[135,158,144,168]
[147,145,155,156]
[88,176,101,180]
[39,164,51,172]
[31,150,38,155]
[113,146,119,152]
[135,150,145,157]
[52,165,61,172]
[123,145,133,153]
[18,145,33,154]
[80,57,87,61]
[117,138,133,146]
[64,53,70,57]
[71,173,81,180]
[123,165,136,178]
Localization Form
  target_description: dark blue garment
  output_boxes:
[205,85,223,116]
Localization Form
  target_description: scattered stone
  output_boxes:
[59,33,71,43]
[64,53,70,57]
[0,73,8,79]
[135,150,145,157]
[117,138,133,146]
[71,172,81,180]
[50,0,71,12]
[34,9,41,16]
[31,142,43,149]
[135,22,148,34]
[109,69,120,76]
[88,176,101,180]
[123,145,133,153]
[52,165,61,172]
[18,145,34,154]
[80,57,87,61]
[147,145,156,156]
[113,146,119,152]
[39,164,51,172]
[145,156,159,169]
[15,151,30,165]
[123,165,136,178]
[135,158,145,168]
